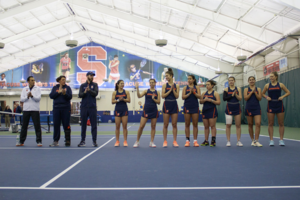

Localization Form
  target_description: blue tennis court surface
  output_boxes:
[0,134,299,200]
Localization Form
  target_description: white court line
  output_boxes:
[127,123,136,129]
[39,137,115,189]
[0,185,300,190]
[259,135,300,142]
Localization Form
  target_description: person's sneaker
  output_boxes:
[269,140,274,146]
[123,141,128,147]
[236,141,243,147]
[255,141,263,147]
[92,141,98,147]
[163,140,168,148]
[16,142,24,147]
[114,141,120,147]
[184,141,190,147]
[210,141,216,147]
[65,141,70,147]
[226,141,231,147]
[77,141,85,147]
[149,142,156,148]
[49,141,59,147]
[201,140,209,146]
[279,140,285,146]
[173,141,179,148]
[251,141,255,146]
[133,141,140,148]
[37,142,43,147]
[193,141,200,147]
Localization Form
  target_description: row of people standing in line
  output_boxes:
[15,69,290,148]
[113,68,290,148]
[16,72,98,147]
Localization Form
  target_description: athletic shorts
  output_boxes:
[114,110,128,117]
[245,108,261,116]
[202,108,218,119]
[183,106,199,114]
[163,100,178,114]
[225,103,241,115]
[267,101,284,113]
[143,107,159,119]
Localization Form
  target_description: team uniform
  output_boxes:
[109,60,120,81]
[202,91,218,119]
[183,85,199,114]
[143,89,159,119]
[267,82,284,113]
[60,57,71,72]
[225,87,241,116]
[78,80,98,145]
[114,90,128,117]
[163,83,178,114]
[245,87,261,116]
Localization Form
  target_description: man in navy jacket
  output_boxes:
[78,71,98,147]
[49,75,72,147]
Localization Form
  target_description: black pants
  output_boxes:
[81,108,97,142]
[53,108,71,142]
[20,111,42,144]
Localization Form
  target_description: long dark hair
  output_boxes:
[207,80,216,88]
[228,76,235,81]
[165,68,174,77]
[188,75,197,86]
[271,71,278,81]
[248,76,255,81]
[56,75,66,82]
[115,80,124,91]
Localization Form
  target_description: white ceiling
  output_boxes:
[0,0,300,76]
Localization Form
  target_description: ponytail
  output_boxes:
[165,68,174,77]
[207,80,216,88]
[188,75,197,86]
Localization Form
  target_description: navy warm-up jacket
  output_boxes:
[49,84,72,109]
[78,81,98,108]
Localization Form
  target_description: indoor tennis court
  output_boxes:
[1,0,300,199]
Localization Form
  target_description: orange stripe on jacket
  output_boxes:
[213,108,215,118]
[163,102,166,113]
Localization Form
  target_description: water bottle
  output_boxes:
[16,134,19,145]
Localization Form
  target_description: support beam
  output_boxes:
[0,31,85,64]
[146,0,267,45]
[216,0,227,14]
[86,31,215,78]
[61,0,240,59]
[74,16,234,70]
[277,0,300,10]
[2,17,73,44]
[0,0,57,20]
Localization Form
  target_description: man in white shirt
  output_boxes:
[16,76,42,146]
